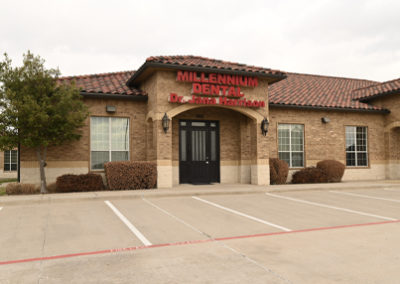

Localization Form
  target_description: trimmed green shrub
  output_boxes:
[104,161,157,190]
[56,173,104,192]
[292,167,328,184]
[269,158,289,184]
[317,160,345,182]
[6,183,39,195]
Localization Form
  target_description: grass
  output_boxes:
[0,187,6,196]
[0,178,17,184]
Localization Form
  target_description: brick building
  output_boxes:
[19,56,400,187]
[0,150,18,179]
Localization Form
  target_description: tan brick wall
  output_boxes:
[20,98,148,184]
[268,107,386,181]
[139,70,270,186]
[0,150,18,179]
[369,94,400,179]
[369,94,400,126]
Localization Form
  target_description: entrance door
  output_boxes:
[179,120,220,184]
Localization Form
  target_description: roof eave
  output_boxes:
[356,89,400,102]
[126,62,287,87]
[81,92,148,101]
[269,103,390,114]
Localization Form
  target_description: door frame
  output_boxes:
[179,119,220,184]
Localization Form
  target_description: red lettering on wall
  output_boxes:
[248,77,258,87]
[192,83,202,94]
[177,71,189,82]
[211,85,220,96]
[202,84,211,95]
[209,73,217,84]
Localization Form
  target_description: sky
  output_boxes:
[0,0,399,82]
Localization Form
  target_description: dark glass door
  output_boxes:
[179,120,220,184]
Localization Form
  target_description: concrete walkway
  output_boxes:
[1,180,399,206]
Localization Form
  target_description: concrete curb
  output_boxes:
[1,181,399,206]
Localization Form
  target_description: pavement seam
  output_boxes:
[142,196,293,284]
[37,202,51,284]
[1,183,400,206]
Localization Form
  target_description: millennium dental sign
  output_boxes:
[168,71,266,108]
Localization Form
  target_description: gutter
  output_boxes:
[126,62,287,87]
[80,92,148,101]
[269,103,390,114]
[356,89,400,103]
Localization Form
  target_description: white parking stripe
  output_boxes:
[266,193,397,221]
[192,196,291,232]
[104,200,152,246]
[330,190,400,203]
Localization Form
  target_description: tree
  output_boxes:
[0,51,88,193]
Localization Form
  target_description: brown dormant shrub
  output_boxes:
[291,167,328,184]
[316,160,345,182]
[46,182,58,193]
[269,158,289,184]
[56,173,104,192]
[104,161,157,190]
[5,183,39,195]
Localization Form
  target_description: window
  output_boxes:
[346,126,368,167]
[4,150,18,171]
[278,124,304,167]
[91,117,130,170]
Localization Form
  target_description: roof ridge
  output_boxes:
[58,70,135,80]
[146,55,274,71]
[286,71,378,83]
[352,76,400,93]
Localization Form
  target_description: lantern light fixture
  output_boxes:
[261,118,269,136]
[162,113,170,133]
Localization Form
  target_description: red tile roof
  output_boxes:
[145,55,286,77]
[58,70,145,96]
[268,72,386,111]
[57,57,390,113]
[352,77,400,101]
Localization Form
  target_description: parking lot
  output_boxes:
[1,185,400,283]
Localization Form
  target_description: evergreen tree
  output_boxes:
[0,51,88,193]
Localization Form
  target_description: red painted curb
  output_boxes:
[1,219,399,266]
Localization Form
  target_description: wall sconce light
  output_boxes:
[261,118,269,136]
[162,113,170,133]
[106,105,116,113]
[321,117,330,123]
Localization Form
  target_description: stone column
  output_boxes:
[250,120,270,185]
[153,116,173,188]
[239,117,251,184]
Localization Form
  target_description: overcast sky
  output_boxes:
[1,0,399,82]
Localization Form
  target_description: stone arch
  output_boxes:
[384,121,400,179]
[165,104,265,123]
[384,121,400,133]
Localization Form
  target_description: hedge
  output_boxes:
[6,183,39,195]
[56,173,104,192]
[292,167,328,184]
[269,158,289,184]
[104,161,157,190]
[316,160,345,182]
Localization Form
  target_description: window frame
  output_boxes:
[345,125,369,167]
[4,150,18,172]
[90,116,130,171]
[277,123,305,168]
